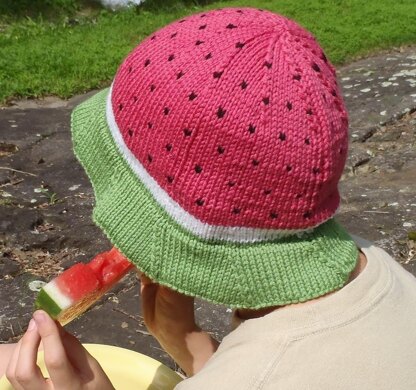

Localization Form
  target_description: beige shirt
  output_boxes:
[176,237,416,389]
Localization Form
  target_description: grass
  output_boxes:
[1,0,415,103]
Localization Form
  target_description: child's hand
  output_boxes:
[140,274,219,376]
[6,310,115,390]
[140,274,198,339]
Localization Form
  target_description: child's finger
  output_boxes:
[33,311,79,390]
[5,339,25,390]
[139,279,158,324]
[13,319,46,389]
[139,273,153,287]
[61,331,103,379]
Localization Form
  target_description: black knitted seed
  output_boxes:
[213,71,223,79]
[128,129,133,136]
[189,92,197,101]
[195,165,202,174]
[306,108,313,115]
[205,53,212,60]
[217,107,226,118]
[150,85,156,92]
[293,74,301,81]
[252,159,259,166]
[227,23,237,29]
[236,42,245,48]
[217,146,225,154]
[312,62,321,72]
[303,211,312,219]
[167,176,174,183]
[171,32,177,38]
[270,212,278,219]
[164,107,170,115]
[144,59,150,67]
[228,181,235,187]
[279,132,286,141]
[305,138,310,145]
[199,24,207,30]
[147,122,153,129]
[287,101,293,110]
[264,189,272,195]
[147,154,152,163]
[286,165,292,172]
[184,128,192,137]
[248,124,256,134]
[196,198,204,206]
[264,61,272,69]
[196,40,204,45]
[118,104,123,111]
[177,71,184,79]
[313,167,320,174]
[232,207,241,214]
[166,144,172,152]
[168,54,175,61]
[263,97,270,105]
[241,80,248,89]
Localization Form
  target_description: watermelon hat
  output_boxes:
[71,8,358,308]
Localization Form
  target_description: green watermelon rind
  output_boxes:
[35,289,62,318]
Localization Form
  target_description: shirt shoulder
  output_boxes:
[175,335,289,390]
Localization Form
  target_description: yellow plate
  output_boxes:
[0,344,182,390]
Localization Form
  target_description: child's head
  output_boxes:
[71,8,358,309]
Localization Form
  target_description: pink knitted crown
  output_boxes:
[108,8,348,241]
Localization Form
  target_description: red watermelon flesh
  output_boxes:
[87,247,133,285]
[55,263,100,302]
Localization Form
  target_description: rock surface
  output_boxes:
[1,46,415,369]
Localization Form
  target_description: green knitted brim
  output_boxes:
[71,88,358,309]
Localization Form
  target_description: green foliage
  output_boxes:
[0,0,80,17]
[0,0,416,103]
[38,187,60,205]
[139,0,214,12]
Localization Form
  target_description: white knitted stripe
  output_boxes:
[106,87,320,243]
[43,281,73,310]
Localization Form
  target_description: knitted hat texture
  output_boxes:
[71,8,358,308]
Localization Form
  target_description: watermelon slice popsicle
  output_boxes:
[35,248,134,325]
